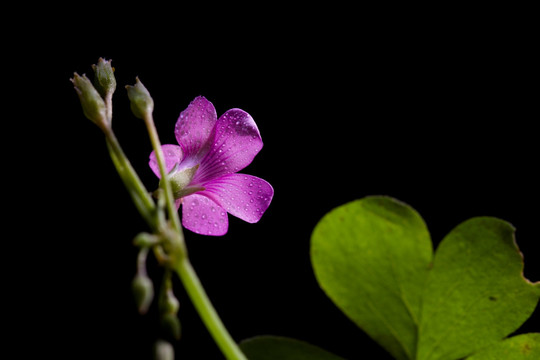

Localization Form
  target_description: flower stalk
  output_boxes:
[143,111,183,236]
[175,259,248,360]
[73,59,249,360]
[105,129,157,227]
[126,78,247,359]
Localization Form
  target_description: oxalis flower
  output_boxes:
[149,96,274,236]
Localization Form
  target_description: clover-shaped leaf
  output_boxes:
[467,333,540,359]
[311,196,432,360]
[417,217,540,359]
[311,196,540,360]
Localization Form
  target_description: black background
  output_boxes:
[9,4,539,359]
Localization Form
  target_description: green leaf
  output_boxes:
[417,217,540,360]
[311,196,540,360]
[311,196,433,360]
[239,336,345,360]
[467,333,540,359]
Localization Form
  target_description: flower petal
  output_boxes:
[175,96,217,164]
[195,109,263,182]
[200,174,273,224]
[181,194,229,236]
[149,144,183,178]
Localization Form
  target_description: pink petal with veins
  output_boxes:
[200,174,273,224]
[181,194,229,236]
[195,108,263,183]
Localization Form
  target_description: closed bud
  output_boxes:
[133,232,159,248]
[154,339,174,360]
[71,73,108,129]
[159,282,181,339]
[163,289,180,315]
[126,77,154,119]
[92,58,116,99]
[161,313,182,340]
[132,273,154,314]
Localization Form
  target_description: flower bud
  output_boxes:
[162,289,180,315]
[161,313,182,340]
[126,77,154,119]
[154,339,174,360]
[132,273,154,314]
[71,73,108,129]
[159,281,181,339]
[133,232,159,248]
[92,58,116,99]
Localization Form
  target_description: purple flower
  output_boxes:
[149,96,273,236]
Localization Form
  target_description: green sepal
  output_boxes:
[167,164,203,199]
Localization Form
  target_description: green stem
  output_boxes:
[117,107,243,359]
[175,258,247,360]
[142,113,182,234]
[104,93,113,123]
[105,129,156,227]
